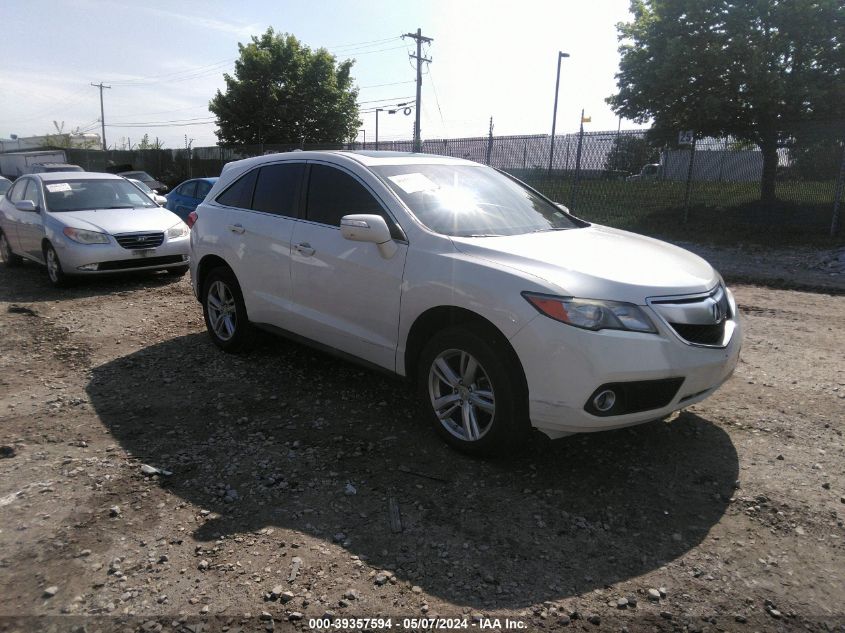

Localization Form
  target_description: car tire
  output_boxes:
[417,325,530,456]
[202,266,254,353]
[0,230,22,267]
[43,243,67,287]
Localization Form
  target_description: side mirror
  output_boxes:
[15,200,38,213]
[340,214,397,258]
[555,202,571,214]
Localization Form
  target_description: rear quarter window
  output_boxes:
[216,170,258,209]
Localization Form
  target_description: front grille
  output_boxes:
[650,285,733,347]
[98,255,184,271]
[669,321,726,346]
[114,232,164,249]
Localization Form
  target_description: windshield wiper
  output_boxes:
[102,205,136,209]
[466,233,504,237]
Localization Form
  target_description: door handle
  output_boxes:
[294,242,315,256]
[227,224,245,234]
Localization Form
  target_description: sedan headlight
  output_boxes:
[63,227,109,244]
[166,222,189,239]
[522,292,657,333]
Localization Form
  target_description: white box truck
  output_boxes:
[0,150,68,179]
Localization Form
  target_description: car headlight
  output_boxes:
[166,222,189,239]
[522,292,657,333]
[63,227,109,244]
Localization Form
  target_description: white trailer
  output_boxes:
[0,150,68,179]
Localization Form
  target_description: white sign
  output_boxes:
[45,183,72,193]
[388,173,438,195]
[678,130,695,145]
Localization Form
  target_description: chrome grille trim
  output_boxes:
[114,232,165,250]
[647,285,735,348]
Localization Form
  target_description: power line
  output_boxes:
[105,120,215,128]
[327,36,402,50]
[359,80,415,89]
[357,95,414,105]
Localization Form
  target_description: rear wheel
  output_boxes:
[0,231,22,267]
[418,326,529,456]
[43,243,67,287]
[202,267,253,353]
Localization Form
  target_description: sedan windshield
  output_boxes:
[373,164,582,237]
[43,179,158,212]
[123,171,155,182]
[0,180,10,195]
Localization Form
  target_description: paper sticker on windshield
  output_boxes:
[388,173,438,195]
[45,183,72,193]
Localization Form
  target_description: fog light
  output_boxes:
[77,263,99,271]
[592,389,616,412]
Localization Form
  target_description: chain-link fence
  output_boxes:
[5,121,844,240]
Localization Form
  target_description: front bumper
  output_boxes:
[509,308,742,439]
[54,235,189,275]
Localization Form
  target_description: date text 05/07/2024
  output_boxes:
[307,617,528,630]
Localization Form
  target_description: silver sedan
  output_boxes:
[0,172,189,286]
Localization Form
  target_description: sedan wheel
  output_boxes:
[428,349,496,442]
[44,243,67,286]
[202,267,254,353]
[0,232,22,267]
[418,326,529,455]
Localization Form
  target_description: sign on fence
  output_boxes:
[678,130,695,146]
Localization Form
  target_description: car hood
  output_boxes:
[450,224,719,304]
[51,207,183,235]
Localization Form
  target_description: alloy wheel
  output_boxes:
[206,280,237,341]
[46,248,60,283]
[428,348,496,442]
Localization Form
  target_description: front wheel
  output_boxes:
[44,243,67,287]
[202,267,253,353]
[0,231,22,267]
[418,326,529,456]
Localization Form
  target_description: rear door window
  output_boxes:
[195,180,212,200]
[216,169,258,209]
[251,163,304,218]
[180,181,198,198]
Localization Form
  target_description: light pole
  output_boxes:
[375,109,384,150]
[548,51,570,174]
[359,128,366,149]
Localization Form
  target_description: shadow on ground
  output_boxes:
[86,332,738,609]
[0,258,183,303]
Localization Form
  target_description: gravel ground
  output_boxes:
[0,243,843,633]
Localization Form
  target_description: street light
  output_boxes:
[375,109,384,150]
[548,51,571,174]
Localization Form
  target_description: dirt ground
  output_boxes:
[0,246,843,633]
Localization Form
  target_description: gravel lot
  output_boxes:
[0,245,843,633]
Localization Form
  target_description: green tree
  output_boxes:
[607,0,845,203]
[603,134,659,175]
[210,28,361,146]
[138,134,165,150]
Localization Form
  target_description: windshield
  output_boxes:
[0,180,10,195]
[373,164,581,237]
[43,179,158,212]
[123,171,154,182]
[130,179,153,193]
[45,165,83,172]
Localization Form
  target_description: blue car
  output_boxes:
[165,177,217,220]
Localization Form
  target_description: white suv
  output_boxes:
[190,151,741,454]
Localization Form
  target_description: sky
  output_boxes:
[0,0,643,150]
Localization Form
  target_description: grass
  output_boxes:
[518,174,842,247]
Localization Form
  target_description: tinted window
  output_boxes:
[7,180,26,202]
[180,181,198,198]
[216,170,258,209]
[195,180,213,199]
[252,163,304,218]
[306,164,386,228]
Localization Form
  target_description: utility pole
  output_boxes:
[403,28,432,153]
[90,82,111,151]
[548,51,570,174]
[485,117,494,165]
